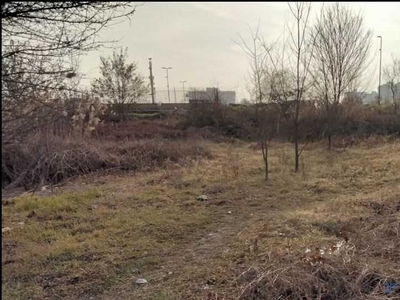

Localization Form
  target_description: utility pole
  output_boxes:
[173,87,177,103]
[180,80,187,102]
[162,67,172,103]
[148,58,155,104]
[378,36,382,105]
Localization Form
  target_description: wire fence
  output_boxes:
[147,88,188,104]
[143,87,237,104]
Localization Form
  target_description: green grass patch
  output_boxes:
[13,189,102,214]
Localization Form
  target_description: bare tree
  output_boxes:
[264,68,296,135]
[237,22,269,105]
[91,48,149,110]
[237,22,274,181]
[2,2,140,144]
[263,2,315,172]
[383,55,400,114]
[311,3,372,149]
[288,2,316,172]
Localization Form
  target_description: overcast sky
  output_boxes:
[79,2,400,102]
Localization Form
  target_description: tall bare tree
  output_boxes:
[237,22,274,180]
[311,3,372,149]
[2,2,140,144]
[288,2,316,172]
[383,55,400,114]
[264,2,315,172]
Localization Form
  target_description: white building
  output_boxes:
[187,87,236,104]
[378,82,400,103]
[219,91,236,105]
[347,91,378,104]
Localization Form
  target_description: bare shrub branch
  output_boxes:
[2,2,140,144]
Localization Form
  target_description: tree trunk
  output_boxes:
[294,122,299,172]
[264,143,268,181]
[276,114,280,135]
[327,107,333,150]
[328,133,332,150]
[261,137,268,181]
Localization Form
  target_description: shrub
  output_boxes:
[2,132,211,189]
[95,119,187,141]
[181,102,400,142]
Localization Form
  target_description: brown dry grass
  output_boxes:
[2,133,211,189]
[2,139,400,299]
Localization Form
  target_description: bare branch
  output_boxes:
[2,2,140,144]
[310,3,372,147]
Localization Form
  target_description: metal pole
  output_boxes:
[162,67,172,103]
[173,87,177,103]
[148,58,155,104]
[166,69,170,103]
[180,80,186,102]
[378,36,382,104]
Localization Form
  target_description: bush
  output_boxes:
[100,112,165,123]
[181,102,400,142]
[2,132,211,189]
[183,102,259,140]
[95,119,187,140]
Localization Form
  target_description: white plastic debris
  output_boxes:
[197,195,209,201]
[332,240,345,255]
[2,227,12,233]
[135,278,148,285]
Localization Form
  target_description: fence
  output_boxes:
[142,87,236,104]
[143,88,188,104]
[105,103,191,114]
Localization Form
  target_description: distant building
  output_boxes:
[378,82,400,103]
[365,91,379,104]
[220,91,236,105]
[379,83,393,101]
[187,87,236,104]
[343,81,400,105]
[343,91,378,104]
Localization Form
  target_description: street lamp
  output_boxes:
[180,80,187,102]
[162,67,172,103]
[377,36,382,104]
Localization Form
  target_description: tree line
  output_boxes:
[238,2,399,179]
[2,2,399,183]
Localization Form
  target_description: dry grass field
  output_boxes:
[2,138,400,299]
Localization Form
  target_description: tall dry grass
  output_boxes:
[2,132,211,189]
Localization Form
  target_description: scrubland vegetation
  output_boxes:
[2,2,400,300]
[3,134,400,299]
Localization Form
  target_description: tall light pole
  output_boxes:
[180,80,187,102]
[378,36,382,104]
[162,67,172,103]
[148,58,155,104]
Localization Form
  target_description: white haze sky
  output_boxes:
[79,2,400,102]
